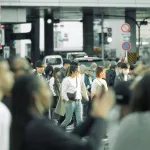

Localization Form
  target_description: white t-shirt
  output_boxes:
[0,102,11,150]
[91,78,108,94]
[62,76,81,101]
[49,77,56,96]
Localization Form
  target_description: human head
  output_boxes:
[35,60,45,74]
[115,58,120,63]
[121,63,130,75]
[10,74,51,150]
[0,57,14,95]
[68,65,78,77]
[8,56,31,78]
[90,62,97,71]
[45,64,53,78]
[90,62,97,79]
[63,59,71,70]
[80,65,86,74]
[130,73,150,112]
[96,66,106,79]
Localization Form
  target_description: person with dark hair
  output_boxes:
[60,59,71,83]
[60,65,83,128]
[115,58,120,63]
[91,66,108,99]
[0,57,14,150]
[114,62,130,86]
[106,62,117,87]
[49,68,61,108]
[45,63,53,80]
[10,74,115,150]
[35,60,45,78]
[111,73,150,150]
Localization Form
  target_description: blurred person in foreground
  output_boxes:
[25,56,33,68]
[2,57,31,109]
[10,74,115,150]
[112,73,150,150]
[0,57,14,150]
[108,81,132,148]
[8,56,32,78]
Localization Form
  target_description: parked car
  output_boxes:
[43,55,63,68]
[74,57,105,67]
[60,52,88,61]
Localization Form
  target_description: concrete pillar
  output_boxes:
[83,14,94,55]
[5,24,16,56]
[125,10,137,62]
[44,14,54,56]
[31,18,40,66]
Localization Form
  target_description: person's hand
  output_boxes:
[91,89,115,119]
[68,100,73,102]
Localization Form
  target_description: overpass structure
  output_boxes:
[1,0,150,7]
[0,1,150,64]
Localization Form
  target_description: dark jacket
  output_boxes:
[106,69,116,86]
[114,74,130,87]
[84,74,91,92]
[25,113,106,150]
[60,68,67,83]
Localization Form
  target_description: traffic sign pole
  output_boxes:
[121,23,131,61]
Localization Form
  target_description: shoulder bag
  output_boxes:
[67,78,78,101]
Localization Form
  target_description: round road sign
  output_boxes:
[121,23,131,32]
[122,42,131,51]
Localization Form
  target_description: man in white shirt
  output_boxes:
[0,57,14,150]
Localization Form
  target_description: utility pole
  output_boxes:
[101,13,104,60]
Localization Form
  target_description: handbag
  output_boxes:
[67,78,77,101]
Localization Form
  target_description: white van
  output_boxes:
[43,55,63,69]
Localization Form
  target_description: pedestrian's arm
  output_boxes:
[61,79,69,101]
[49,77,56,96]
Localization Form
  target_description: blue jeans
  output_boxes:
[61,101,83,127]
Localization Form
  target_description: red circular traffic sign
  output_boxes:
[121,23,130,32]
[122,42,131,51]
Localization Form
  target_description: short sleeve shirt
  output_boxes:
[91,78,108,94]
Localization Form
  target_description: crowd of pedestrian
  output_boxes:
[1,53,150,150]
